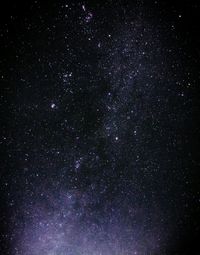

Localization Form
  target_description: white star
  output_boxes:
[82,5,86,11]
[51,103,56,109]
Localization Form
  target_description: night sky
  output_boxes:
[0,0,200,254]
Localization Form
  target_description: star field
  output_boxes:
[0,1,200,254]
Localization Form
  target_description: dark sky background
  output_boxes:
[0,0,200,254]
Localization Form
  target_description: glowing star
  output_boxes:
[51,103,56,109]
[82,5,86,11]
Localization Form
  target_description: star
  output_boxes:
[51,103,56,109]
